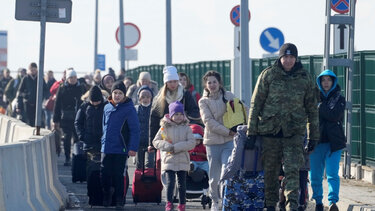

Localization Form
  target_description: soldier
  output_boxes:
[246,43,319,211]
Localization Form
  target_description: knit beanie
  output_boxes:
[169,101,184,118]
[139,72,151,81]
[137,85,154,99]
[66,69,77,79]
[190,124,204,139]
[89,85,103,102]
[111,80,127,94]
[163,66,179,84]
[279,43,298,59]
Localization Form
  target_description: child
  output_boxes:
[188,124,209,175]
[101,81,140,208]
[152,101,195,211]
[134,85,154,169]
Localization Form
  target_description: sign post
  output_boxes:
[0,31,7,70]
[259,27,284,55]
[15,0,72,134]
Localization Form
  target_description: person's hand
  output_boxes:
[16,108,21,113]
[165,143,174,152]
[245,135,257,150]
[128,150,136,156]
[305,139,317,153]
[229,130,236,136]
[147,146,155,152]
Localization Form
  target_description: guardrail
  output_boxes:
[0,114,67,211]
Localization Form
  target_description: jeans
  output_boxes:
[165,170,187,204]
[309,143,341,205]
[206,141,234,203]
[44,109,52,130]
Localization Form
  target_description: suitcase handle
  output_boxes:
[141,148,157,178]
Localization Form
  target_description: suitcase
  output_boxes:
[222,147,265,211]
[87,154,129,207]
[132,149,163,204]
[72,141,87,183]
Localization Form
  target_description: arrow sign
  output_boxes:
[259,27,284,53]
[338,24,346,49]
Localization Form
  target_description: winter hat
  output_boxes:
[137,85,154,99]
[89,85,103,102]
[111,80,127,94]
[190,124,204,139]
[139,72,151,81]
[169,101,184,118]
[279,43,298,59]
[163,66,179,84]
[66,69,77,79]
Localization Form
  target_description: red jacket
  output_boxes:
[189,143,207,161]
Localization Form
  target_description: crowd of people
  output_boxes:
[0,42,346,211]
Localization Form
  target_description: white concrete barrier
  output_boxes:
[0,114,67,211]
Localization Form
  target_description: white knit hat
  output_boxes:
[163,66,179,83]
[66,69,77,79]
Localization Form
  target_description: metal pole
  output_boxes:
[344,0,356,179]
[94,0,98,72]
[323,0,331,69]
[166,0,172,66]
[240,0,250,105]
[119,0,125,70]
[35,0,47,135]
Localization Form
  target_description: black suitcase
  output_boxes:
[71,141,87,183]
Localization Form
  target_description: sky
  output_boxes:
[0,0,375,78]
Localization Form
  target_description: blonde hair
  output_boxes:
[152,84,168,116]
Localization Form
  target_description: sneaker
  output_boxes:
[211,202,219,211]
[177,204,186,211]
[165,201,174,211]
[316,204,324,211]
[329,203,339,211]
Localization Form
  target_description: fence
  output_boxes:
[126,50,375,166]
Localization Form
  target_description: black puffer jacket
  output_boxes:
[318,85,346,152]
[74,101,105,152]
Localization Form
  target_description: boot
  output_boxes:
[102,187,114,207]
[267,206,276,211]
[316,204,324,211]
[329,203,339,211]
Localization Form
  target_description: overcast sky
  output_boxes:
[0,0,374,77]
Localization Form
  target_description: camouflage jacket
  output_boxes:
[247,61,319,140]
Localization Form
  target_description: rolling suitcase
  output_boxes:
[132,149,163,204]
[222,133,265,211]
[71,141,87,183]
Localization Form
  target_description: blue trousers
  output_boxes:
[309,143,341,205]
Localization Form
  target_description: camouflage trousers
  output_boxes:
[262,135,304,210]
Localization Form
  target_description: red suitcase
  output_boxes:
[132,149,163,204]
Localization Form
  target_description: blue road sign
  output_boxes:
[331,0,349,14]
[97,54,105,71]
[230,5,250,26]
[259,27,284,53]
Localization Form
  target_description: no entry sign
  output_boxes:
[331,0,349,14]
[115,23,141,49]
[230,5,250,26]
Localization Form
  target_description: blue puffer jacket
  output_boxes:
[101,97,140,154]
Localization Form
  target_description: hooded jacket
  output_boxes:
[126,80,158,105]
[316,70,346,152]
[247,60,319,140]
[101,97,140,154]
[135,85,154,148]
[198,89,235,145]
[152,115,195,172]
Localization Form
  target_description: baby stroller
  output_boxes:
[185,167,211,209]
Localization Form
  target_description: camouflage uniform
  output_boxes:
[247,60,319,210]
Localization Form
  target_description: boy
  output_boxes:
[188,124,209,175]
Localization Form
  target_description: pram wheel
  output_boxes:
[201,195,211,209]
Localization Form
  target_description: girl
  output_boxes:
[198,71,236,211]
[179,72,201,104]
[310,70,346,211]
[101,81,140,209]
[152,101,195,211]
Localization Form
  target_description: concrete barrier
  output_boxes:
[0,114,67,211]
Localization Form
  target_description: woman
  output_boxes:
[148,66,200,150]
[198,70,236,211]
[310,70,346,211]
[179,72,200,104]
[126,72,158,105]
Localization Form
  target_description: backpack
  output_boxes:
[222,98,248,132]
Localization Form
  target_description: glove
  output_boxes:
[305,139,317,153]
[245,135,257,150]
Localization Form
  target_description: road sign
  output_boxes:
[334,23,348,54]
[116,23,141,49]
[0,31,7,70]
[230,5,250,26]
[331,0,349,14]
[97,54,105,71]
[118,49,138,61]
[15,0,72,23]
[259,27,284,53]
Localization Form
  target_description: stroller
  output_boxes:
[185,167,211,209]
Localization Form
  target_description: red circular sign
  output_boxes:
[115,22,141,49]
[230,5,251,26]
